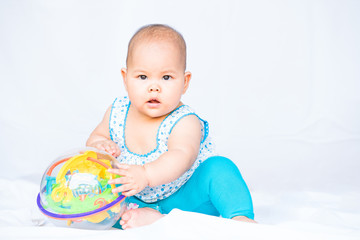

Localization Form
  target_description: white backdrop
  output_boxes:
[1,0,359,200]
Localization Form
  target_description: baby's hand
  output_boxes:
[107,163,149,197]
[88,139,121,157]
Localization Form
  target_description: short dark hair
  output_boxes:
[126,24,187,70]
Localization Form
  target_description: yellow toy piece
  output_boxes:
[51,179,73,203]
[51,151,118,203]
[84,211,111,223]
[110,205,121,213]
[56,151,97,182]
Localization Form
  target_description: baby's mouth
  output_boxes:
[147,99,160,104]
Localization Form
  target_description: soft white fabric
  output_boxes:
[0,179,359,239]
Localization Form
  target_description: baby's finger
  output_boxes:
[104,144,113,154]
[94,143,106,151]
[108,176,130,185]
[107,168,121,174]
[107,168,129,177]
[109,144,117,152]
[110,142,119,150]
[113,162,130,170]
[122,189,138,197]
[112,183,132,194]
[114,148,121,157]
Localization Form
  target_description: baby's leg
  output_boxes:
[160,156,255,220]
[120,208,163,230]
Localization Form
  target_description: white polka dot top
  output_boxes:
[109,96,216,203]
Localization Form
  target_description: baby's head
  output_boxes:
[122,24,191,118]
[126,24,187,71]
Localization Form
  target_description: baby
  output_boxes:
[86,24,255,229]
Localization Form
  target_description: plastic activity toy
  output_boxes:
[37,148,126,229]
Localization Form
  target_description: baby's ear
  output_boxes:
[183,71,192,94]
[121,68,128,91]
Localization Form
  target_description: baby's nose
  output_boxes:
[148,86,160,92]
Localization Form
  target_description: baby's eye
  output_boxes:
[138,75,147,80]
[162,75,172,80]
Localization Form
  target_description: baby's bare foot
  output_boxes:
[120,208,164,230]
[232,215,257,223]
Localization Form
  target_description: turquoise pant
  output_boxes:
[113,156,254,229]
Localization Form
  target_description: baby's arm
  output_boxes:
[108,115,202,196]
[144,114,202,186]
[86,106,121,157]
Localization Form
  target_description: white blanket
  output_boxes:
[1,179,359,240]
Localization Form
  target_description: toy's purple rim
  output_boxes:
[37,193,125,219]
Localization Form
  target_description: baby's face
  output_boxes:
[122,39,190,119]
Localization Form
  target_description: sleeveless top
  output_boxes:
[109,96,216,203]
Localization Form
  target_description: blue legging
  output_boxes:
[113,156,254,228]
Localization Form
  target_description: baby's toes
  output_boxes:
[120,210,134,229]
[121,210,132,221]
